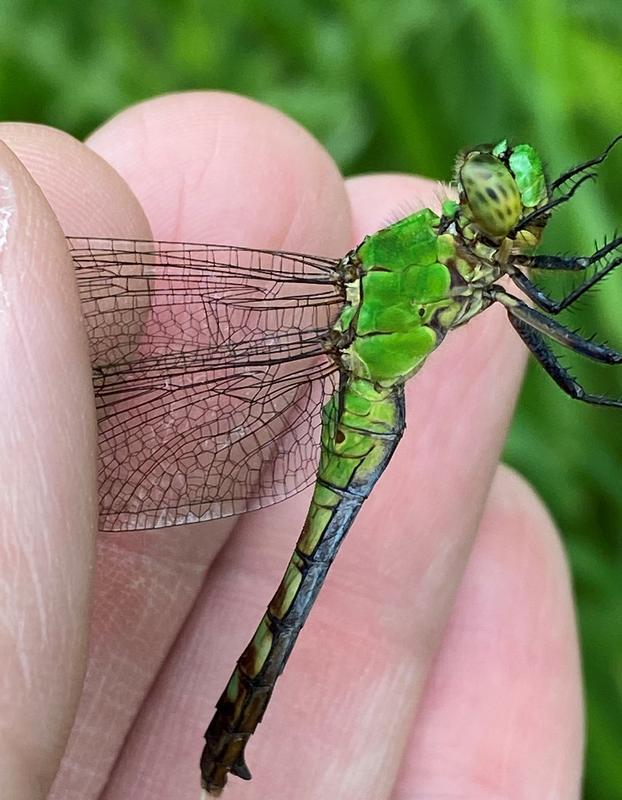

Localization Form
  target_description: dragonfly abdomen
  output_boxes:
[200,379,406,795]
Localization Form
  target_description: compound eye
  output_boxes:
[460,153,522,238]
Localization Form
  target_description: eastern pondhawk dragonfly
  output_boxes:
[69,136,622,795]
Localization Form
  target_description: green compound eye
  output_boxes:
[459,152,522,238]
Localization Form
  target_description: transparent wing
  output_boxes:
[69,237,343,531]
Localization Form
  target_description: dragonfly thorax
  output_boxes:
[333,209,472,387]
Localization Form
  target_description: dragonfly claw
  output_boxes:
[231,754,252,781]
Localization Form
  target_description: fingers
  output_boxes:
[393,466,583,799]
[117,167,530,800]
[12,93,349,800]
[1,96,578,800]
[0,142,96,798]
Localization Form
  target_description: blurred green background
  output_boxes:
[1,0,620,795]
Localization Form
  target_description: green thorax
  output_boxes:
[331,140,551,389]
[333,209,461,386]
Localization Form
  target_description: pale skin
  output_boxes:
[0,92,583,800]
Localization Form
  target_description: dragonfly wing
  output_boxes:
[69,237,342,531]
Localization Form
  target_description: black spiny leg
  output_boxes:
[492,288,622,364]
[516,171,596,231]
[549,133,622,191]
[509,234,622,314]
[508,315,622,409]
[490,287,622,407]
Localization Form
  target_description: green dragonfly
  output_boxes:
[69,136,622,795]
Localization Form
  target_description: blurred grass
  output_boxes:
[1,0,621,795]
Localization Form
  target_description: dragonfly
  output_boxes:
[69,135,622,795]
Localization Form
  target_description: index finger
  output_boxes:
[3,92,354,800]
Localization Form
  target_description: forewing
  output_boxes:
[69,238,342,531]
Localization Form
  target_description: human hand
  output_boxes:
[0,93,582,799]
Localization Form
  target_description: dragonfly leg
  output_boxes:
[491,288,622,407]
[492,288,622,363]
[514,171,596,232]
[509,234,622,313]
[549,133,622,192]
[508,315,622,408]
[200,382,406,795]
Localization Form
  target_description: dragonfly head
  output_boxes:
[453,140,548,248]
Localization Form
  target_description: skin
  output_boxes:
[0,92,583,800]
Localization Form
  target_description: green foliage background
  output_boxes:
[1,0,620,795]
